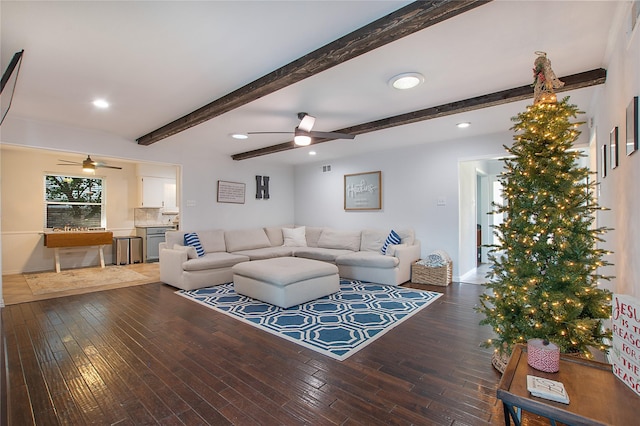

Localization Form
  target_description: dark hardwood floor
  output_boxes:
[2,281,554,425]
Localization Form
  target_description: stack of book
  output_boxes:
[526,375,570,404]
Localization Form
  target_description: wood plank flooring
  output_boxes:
[2,279,556,425]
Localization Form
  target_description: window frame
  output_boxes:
[43,173,106,230]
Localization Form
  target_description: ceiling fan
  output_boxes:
[57,155,122,172]
[248,112,355,146]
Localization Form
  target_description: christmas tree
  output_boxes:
[477,53,612,362]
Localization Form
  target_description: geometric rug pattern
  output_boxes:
[176,279,441,361]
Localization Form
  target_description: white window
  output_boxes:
[44,174,105,229]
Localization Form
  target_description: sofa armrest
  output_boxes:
[387,240,421,285]
[159,246,188,287]
[394,240,421,267]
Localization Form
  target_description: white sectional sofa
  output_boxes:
[159,226,420,290]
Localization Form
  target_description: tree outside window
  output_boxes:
[45,175,104,229]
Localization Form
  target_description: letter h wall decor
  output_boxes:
[256,175,270,199]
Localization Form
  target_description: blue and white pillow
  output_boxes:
[184,232,205,257]
[381,229,401,254]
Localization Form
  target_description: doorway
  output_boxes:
[458,157,504,282]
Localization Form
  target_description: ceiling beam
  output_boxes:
[136,0,492,146]
[231,68,606,161]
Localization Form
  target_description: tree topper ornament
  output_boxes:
[532,51,564,104]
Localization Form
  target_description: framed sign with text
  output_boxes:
[217,180,245,204]
[344,171,381,211]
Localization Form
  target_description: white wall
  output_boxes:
[0,118,295,277]
[1,118,296,230]
[293,133,509,279]
[591,4,640,298]
[1,146,139,273]
[2,5,638,301]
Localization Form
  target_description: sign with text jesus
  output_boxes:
[611,293,640,397]
[344,171,381,211]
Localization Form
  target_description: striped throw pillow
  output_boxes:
[381,230,401,254]
[184,232,205,257]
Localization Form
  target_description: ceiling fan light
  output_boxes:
[83,156,96,173]
[389,72,424,90]
[294,135,312,146]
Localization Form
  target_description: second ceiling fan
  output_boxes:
[248,112,355,146]
[57,155,122,172]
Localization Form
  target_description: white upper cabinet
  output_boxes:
[136,164,179,213]
[139,176,178,212]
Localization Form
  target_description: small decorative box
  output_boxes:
[527,338,560,373]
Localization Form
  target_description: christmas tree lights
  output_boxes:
[477,53,613,363]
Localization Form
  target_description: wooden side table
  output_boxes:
[44,231,113,272]
[497,344,639,426]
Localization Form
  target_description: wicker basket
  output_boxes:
[411,260,453,286]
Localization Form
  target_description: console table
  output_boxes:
[43,231,113,273]
[497,344,638,425]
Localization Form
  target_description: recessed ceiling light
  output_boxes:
[92,99,109,109]
[389,72,424,90]
[457,122,471,128]
[231,133,249,140]
[309,151,317,156]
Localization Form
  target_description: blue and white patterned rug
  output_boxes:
[176,280,441,361]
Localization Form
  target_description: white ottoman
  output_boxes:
[232,257,339,308]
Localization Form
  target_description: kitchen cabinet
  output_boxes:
[136,225,175,263]
[139,176,177,212]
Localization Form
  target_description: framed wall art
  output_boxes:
[627,96,638,156]
[217,180,245,204]
[610,127,619,169]
[601,144,607,179]
[344,171,381,211]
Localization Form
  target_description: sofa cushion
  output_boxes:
[224,228,271,252]
[283,226,307,247]
[231,246,294,260]
[264,225,293,246]
[381,230,401,254]
[173,244,198,259]
[304,226,324,247]
[197,230,226,253]
[360,229,388,252]
[184,232,205,257]
[317,229,361,251]
[294,247,355,263]
[232,257,338,287]
[336,251,400,268]
[182,252,249,272]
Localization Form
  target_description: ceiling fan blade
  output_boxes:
[247,131,293,135]
[97,165,122,170]
[298,113,315,132]
[307,130,355,140]
[58,159,81,164]
[57,163,81,166]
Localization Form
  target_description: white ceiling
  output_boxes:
[0,1,622,165]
